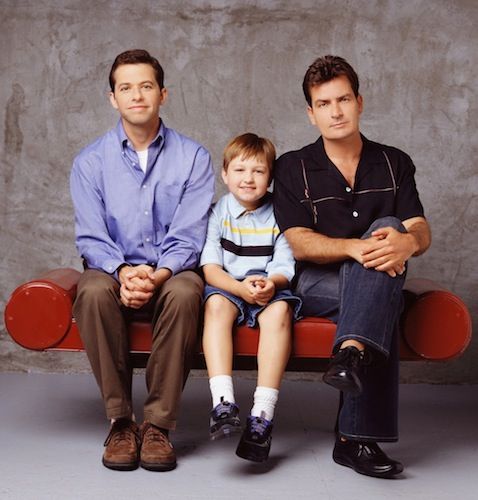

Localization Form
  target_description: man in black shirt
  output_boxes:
[274,55,431,478]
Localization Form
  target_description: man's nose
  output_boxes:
[131,87,143,100]
[331,102,343,118]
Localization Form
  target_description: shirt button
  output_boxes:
[142,185,147,189]
[346,187,352,193]
[146,237,151,242]
[144,210,149,215]
[352,210,359,218]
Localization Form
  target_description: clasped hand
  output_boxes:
[351,226,416,278]
[240,275,275,306]
[119,264,156,309]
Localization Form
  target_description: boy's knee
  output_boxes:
[273,300,292,316]
[260,300,292,323]
[205,294,235,316]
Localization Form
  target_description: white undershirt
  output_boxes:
[136,149,148,173]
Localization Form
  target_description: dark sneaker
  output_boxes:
[323,346,365,394]
[235,413,273,462]
[102,418,140,471]
[140,421,177,472]
[333,437,404,478]
[209,399,241,440]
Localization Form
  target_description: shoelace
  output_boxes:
[213,400,235,419]
[142,423,168,445]
[111,430,133,445]
[104,420,139,446]
[249,416,270,437]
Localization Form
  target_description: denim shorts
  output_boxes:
[204,285,302,328]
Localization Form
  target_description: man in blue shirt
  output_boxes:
[70,49,214,472]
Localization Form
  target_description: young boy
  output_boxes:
[200,133,301,462]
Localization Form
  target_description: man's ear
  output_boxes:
[357,94,363,114]
[306,105,316,126]
[109,91,119,110]
[159,87,168,105]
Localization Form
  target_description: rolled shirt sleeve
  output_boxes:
[157,146,215,275]
[70,154,126,275]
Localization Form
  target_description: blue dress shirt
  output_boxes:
[70,120,215,277]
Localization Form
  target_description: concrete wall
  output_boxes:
[1,0,476,382]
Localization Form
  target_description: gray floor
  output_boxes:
[1,372,477,500]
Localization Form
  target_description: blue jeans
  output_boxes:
[295,217,407,442]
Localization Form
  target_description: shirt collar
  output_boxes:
[226,192,273,223]
[306,134,385,172]
[115,119,165,151]
[313,134,383,162]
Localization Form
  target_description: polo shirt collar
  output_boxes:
[226,192,273,223]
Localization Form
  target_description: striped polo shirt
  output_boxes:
[200,192,295,281]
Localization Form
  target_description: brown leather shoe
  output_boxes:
[102,418,140,471]
[140,421,177,471]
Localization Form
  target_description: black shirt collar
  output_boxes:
[308,134,383,165]
[304,135,386,184]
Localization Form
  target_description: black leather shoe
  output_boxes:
[323,346,364,394]
[333,438,404,478]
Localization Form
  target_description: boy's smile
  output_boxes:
[221,155,271,211]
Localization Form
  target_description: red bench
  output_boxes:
[4,268,472,363]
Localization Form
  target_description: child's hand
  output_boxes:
[240,275,263,304]
[252,278,275,306]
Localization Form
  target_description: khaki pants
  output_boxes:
[73,269,203,430]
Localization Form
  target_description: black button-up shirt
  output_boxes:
[273,135,424,239]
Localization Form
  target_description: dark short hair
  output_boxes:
[109,49,164,92]
[302,55,359,106]
[223,133,276,172]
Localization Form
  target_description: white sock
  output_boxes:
[209,375,235,407]
[251,386,279,421]
[110,413,135,425]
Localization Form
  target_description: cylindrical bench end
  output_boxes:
[5,281,73,350]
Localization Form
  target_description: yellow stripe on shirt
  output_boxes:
[223,220,280,235]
